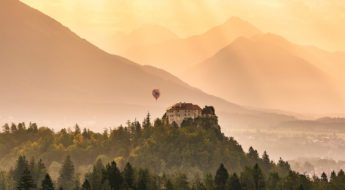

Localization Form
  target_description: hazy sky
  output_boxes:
[21,0,345,52]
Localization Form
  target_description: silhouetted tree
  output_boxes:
[13,156,29,183]
[87,159,104,190]
[142,113,152,129]
[58,156,75,190]
[248,147,259,161]
[35,159,47,186]
[17,166,36,190]
[215,164,229,190]
[103,161,122,190]
[41,174,54,190]
[321,172,328,182]
[122,163,135,189]
[253,164,265,190]
[262,151,270,167]
[227,173,241,190]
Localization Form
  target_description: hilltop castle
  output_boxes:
[164,102,217,126]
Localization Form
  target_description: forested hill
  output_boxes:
[0,115,290,178]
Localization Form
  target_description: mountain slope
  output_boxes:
[185,34,344,114]
[249,34,345,84]
[0,0,293,130]
[122,17,262,74]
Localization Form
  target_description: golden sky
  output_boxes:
[21,0,345,52]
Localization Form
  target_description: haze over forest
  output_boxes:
[1,0,345,177]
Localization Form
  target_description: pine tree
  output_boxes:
[214,164,229,190]
[321,172,328,182]
[17,166,36,190]
[81,179,91,190]
[29,157,35,176]
[36,159,47,187]
[122,163,135,189]
[253,164,265,190]
[104,161,122,190]
[227,173,241,190]
[2,123,10,133]
[82,128,91,139]
[137,169,149,190]
[11,123,18,133]
[330,171,337,182]
[88,159,104,190]
[277,158,291,177]
[248,147,259,161]
[58,156,76,190]
[28,157,37,186]
[13,156,29,183]
[262,151,270,165]
[74,124,81,135]
[153,118,163,128]
[143,113,152,129]
[41,174,54,190]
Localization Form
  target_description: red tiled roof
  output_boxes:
[167,103,202,111]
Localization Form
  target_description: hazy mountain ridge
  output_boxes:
[0,0,296,131]
[278,117,345,132]
[121,17,262,74]
[290,157,345,177]
[106,16,345,115]
[185,33,345,115]
[251,34,345,85]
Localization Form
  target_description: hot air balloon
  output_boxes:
[152,89,160,100]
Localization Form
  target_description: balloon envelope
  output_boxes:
[152,89,160,100]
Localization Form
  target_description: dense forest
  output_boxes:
[0,114,283,176]
[1,114,344,189]
[2,154,345,190]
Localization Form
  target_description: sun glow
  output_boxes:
[20,0,345,52]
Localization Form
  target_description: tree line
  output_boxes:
[1,115,345,189]
[0,114,286,176]
[2,155,345,190]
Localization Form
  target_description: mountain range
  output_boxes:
[185,34,345,114]
[103,14,345,115]
[0,0,293,130]
[118,17,261,74]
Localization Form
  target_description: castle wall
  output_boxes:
[167,109,202,126]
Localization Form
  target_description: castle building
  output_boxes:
[166,103,202,125]
[165,102,217,126]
